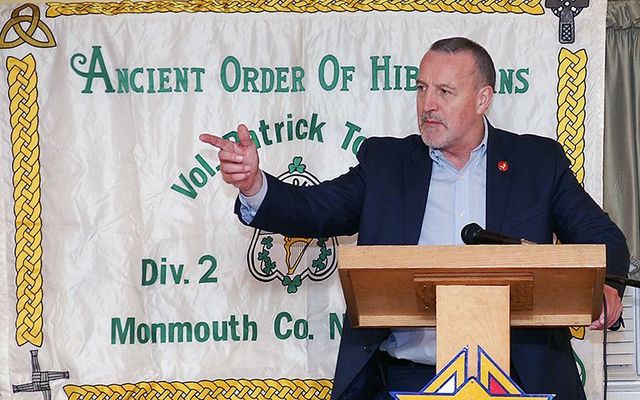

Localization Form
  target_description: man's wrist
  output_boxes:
[240,171,264,197]
[239,171,268,210]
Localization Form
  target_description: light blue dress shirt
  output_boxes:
[240,122,488,365]
[379,123,487,365]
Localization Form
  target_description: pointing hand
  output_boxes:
[199,124,263,196]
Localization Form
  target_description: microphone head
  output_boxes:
[461,223,483,245]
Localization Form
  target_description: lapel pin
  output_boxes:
[497,160,509,172]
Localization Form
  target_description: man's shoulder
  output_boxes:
[491,126,562,155]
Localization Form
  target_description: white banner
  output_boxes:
[0,1,606,399]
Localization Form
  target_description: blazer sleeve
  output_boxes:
[550,141,630,296]
[233,140,370,238]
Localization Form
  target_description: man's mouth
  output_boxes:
[421,116,445,127]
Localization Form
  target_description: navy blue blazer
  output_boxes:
[238,124,629,400]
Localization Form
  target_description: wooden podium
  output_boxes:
[338,245,606,375]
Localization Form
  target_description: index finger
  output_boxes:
[199,133,236,152]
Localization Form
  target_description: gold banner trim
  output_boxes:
[46,0,544,17]
[557,47,587,187]
[64,379,333,400]
[7,53,44,347]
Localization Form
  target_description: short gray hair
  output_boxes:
[429,37,496,90]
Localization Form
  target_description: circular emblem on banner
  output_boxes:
[247,157,338,294]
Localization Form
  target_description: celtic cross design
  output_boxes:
[546,0,589,44]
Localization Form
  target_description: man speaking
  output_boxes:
[200,37,629,400]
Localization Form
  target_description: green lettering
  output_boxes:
[151,322,167,343]
[70,45,115,94]
[295,118,308,139]
[130,68,144,93]
[329,313,343,339]
[195,154,216,176]
[342,121,361,150]
[229,315,241,341]
[111,317,135,344]
[243,314,258,341]
[405,66,418,91]
[515,68,529,94]
[393,65,402,90]
[168,321,193,342]
[308,113,325,143]
[191,67,205,92]
[116,68,130,93]
[212,321,228,341]
[499,69,514,94]
[158,67,172,93]
[259,120,273,146]
[171,173,198,199]
[174,67,188,92]
[286,114,294,141]
[275,67,289,93]
[221,56,240,92]
[194,322,210,342]
[291,66,305,92]
[260,67,275,93]
[243,67,260,92]
[340,65,355,92]
[137,323,150,344]
[319,55,339,91]
[370,55,391,91]
[147,68,156,93]
[189,167,207,188]
[274,312,292,340]
[274,122,284,143]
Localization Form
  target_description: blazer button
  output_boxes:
[363,344,374,353]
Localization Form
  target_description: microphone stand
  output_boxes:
[605,275,640,289]
[607,255,640,288]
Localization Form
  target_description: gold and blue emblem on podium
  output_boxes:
[392,347,554,400]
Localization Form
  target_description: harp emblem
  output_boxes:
[283,236,314,275]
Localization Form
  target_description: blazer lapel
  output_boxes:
[486,124,513,233]
[404,139,432,244]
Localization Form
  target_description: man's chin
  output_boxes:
[420,136,444,149]
[419,130,445,148]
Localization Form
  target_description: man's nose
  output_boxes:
[419,90,437,112]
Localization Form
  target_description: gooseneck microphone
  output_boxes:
[607,256,640,288]
[461,223,640,289]
[461,223,531,245]
[460,223,637,332]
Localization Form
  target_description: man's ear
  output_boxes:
[476,85,494,115]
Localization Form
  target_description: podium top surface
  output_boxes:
[339,244,606,270]
[338,245,606,328]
